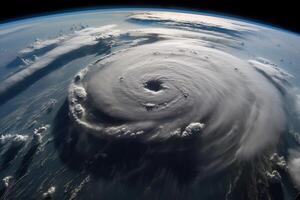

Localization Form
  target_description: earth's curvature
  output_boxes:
[0,9,300,200]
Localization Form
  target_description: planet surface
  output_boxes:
[0,8,300,200]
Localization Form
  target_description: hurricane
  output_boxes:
[0,10,299,200]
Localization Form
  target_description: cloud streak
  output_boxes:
[0,25,117,105]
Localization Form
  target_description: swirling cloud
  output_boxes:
[68,26,291,176]
[1,12,297,183]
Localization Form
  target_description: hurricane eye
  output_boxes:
[143,79,164,92]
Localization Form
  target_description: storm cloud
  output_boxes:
[68,26,291,176]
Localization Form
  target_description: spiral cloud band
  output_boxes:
[69,31,287,162]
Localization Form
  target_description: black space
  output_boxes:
[0,0,299,34]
